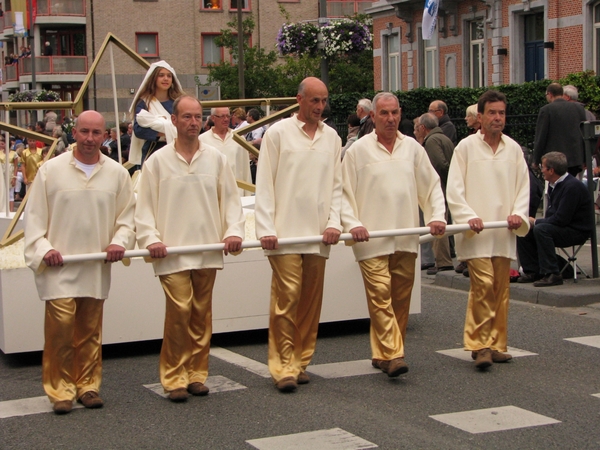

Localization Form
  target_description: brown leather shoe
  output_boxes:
[455,262,467,273]
[168,388,189,402]
[297,372,310,385]
[386,357,409,377]
[472,350,513,363]
[371,358,390,373]
[533,273,563,287]
[275,376,297,393]
[474,348,493,369]
[188,382,209,396]
[77,391,103,409]
[491,350,513,363]
[53,400,72,415]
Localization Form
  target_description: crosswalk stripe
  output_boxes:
[210,346,271,378]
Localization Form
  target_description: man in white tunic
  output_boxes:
[446,90,530,370]
[342,93,446,377]
[255,77,343,393]
[199,106,252,196]
[135,96,244,402]
[24,110,136,415]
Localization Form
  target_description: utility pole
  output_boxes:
[28,0,36,90]
[318,0,329,89]
[237,0,245,99]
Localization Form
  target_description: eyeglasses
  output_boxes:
[213,114,231,120]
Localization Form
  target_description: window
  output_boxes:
[595,4,600,74]
[326,0,371,18]
[424,37,437,88]
[469,20,485,88]
[230,0,249,10]
[388,33,400,91]
[200,0,222,10]
[136,33,158,57]
[202,34,223,66]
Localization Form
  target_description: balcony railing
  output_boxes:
[4,64,18,82]
[3,11,13,30]
[20,56,87,74]
[3,56,87,82]
[36,0,86,16]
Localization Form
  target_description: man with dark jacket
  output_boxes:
[534,83,587,176]
[517,152,594,287]
[428,100,457,145]
[417,113,455,274]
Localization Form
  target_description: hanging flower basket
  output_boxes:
[277,18,373,59]
[9,89,61,102]
[277,22,320,57]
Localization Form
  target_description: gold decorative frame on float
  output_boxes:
[0,32,299,247]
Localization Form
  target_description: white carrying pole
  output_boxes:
[60,221,509,264]
[109,43,122,163]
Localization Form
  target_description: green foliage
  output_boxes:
[559,70,600,115]
[328,51,374,94]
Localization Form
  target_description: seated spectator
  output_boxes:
[108,123,131,163]
[517,152,594,287]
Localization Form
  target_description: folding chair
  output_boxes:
[557,243,589,282]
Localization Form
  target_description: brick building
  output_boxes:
[0,0,371,122]
[367,0,600,91]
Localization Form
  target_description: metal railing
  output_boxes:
[36,0,85,16]
[19,56,88,75]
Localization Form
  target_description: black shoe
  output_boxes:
[421,262,435,271]
[517,273,536,283]
[533,273,563,287]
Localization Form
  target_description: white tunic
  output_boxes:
[254,115,343,257]
[446,131,530,260]
[199,128,252,196]
[135,141,245,276]
[341,131,446,262]
[24,152,136,300]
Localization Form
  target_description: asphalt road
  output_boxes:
[1,283,600,449]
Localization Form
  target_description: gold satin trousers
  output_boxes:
[358,252,417,360]
[43,298,104,404]
[158,269,216,392]
[464,257,510,352]
[267,254,326,382]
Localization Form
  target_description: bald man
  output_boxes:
[255,77,343,392]
[24,110,136,414]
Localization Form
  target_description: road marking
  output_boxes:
[436,347,537,362]
[592,393,600,399]
[564,335,600,349]
[143,375,246,398]
[430,405,560,434]
[0,396,83,419]
[210,346,271,378]
[307,360,380,378]
[246,427,378,449]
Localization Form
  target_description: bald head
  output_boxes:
[296,77,328,125]
[72,110,106,164]
[298,77,327,96]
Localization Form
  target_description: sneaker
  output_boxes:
[455,262,467,273]
[77,391,103,409]
[275,377,297,393]
[188,382,209,396]
[533,273,563,287]
[168,388,189,402]
[472,350,513,363]
[474,348,493,369]
[53,400,72,415]
[386,357,409,377]
[297,372,310,385]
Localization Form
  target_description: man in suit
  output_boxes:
[534,83,587,176]
[517,152,594,287]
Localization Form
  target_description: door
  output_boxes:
[524,13,544,81]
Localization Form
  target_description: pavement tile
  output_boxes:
[246,427,378,449]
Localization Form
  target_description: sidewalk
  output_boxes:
[425,223,600,308]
